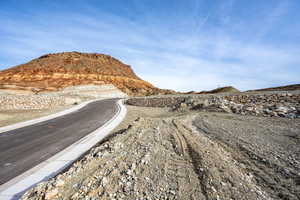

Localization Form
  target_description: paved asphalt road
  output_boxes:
[0,99,119,185]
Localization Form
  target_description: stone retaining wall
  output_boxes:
[126,97,185,107]
[0,84,127,110]
[0,95,66,110]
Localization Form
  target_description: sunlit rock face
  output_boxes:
[0,52,172,96]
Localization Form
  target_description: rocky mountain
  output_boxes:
[0,52,173,96]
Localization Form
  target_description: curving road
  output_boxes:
[0,98,119,185]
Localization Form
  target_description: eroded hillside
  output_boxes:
[0,52,173,96]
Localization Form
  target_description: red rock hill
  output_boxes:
[0,52,172,96]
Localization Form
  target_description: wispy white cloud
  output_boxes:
[0,1,299,91]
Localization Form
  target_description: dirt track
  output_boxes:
[22,105,300,200]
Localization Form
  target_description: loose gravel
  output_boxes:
[127,91,300,118]
[22,102,300,200]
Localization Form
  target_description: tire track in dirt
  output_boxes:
[24,108,296,200]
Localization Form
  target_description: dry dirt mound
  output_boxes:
[185,86,240,94]
[198,86,240,94]
[249,84,300,92]
[126,92,300,118]
[0,52,173,96]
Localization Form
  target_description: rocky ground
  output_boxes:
[22,92,300,200]
[127,91,300,119]
[0,84,126,111]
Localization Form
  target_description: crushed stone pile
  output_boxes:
[127,92,300,118]
[175,93,300,118]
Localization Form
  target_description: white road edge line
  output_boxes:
[0,99,127,200]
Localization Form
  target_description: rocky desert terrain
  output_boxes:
[127,91,300,119]
[0,84,126,127]
[22,91,300,200]
[0,51,175,127]
[1,51,299,199]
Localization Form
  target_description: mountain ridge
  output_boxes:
[248,84,300,92]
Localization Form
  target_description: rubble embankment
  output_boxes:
[126,97,185,107]
[126,92,300,118]
[0,84,127,110]
[0,95,66,110]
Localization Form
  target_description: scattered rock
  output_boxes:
[127,92,300,118]
[45,188,58,200]
[21,93,300,200]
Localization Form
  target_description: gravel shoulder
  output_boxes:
[0,106,72,128]
[22,104,300,200]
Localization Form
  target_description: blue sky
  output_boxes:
[0,0,299,91]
